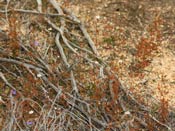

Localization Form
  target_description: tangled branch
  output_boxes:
[0,0,173,131]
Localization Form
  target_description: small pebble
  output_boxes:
[29,110,34,114]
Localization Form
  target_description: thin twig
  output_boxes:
[0,57,43,72]
[63,9,99,55]
[36,0,42,12]
[149,114,172,131]
[0,71,16,90]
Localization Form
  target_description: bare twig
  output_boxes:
[149,114,172,131]
[55,33,70,68]
[0,57,43,72]
[46,18,78,53]
[0,71,16,90]
[63,9,99,55]
[36,0,42,12]
[70,70,78,93]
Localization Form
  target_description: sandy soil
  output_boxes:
[60,0,175,108]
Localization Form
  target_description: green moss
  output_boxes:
[85,82,96,96]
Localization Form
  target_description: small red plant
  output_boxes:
[8,11,20,56]
[157,84,169,123]
[129,15,162,77]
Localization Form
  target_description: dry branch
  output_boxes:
[0,0,173,131]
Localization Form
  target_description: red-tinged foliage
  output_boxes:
[113,80,120,100]
[144,113,155,131]
[157,84,169,123]
[92,87,104,101]
[8,11,20,56]
[129,15,163,77]
[135,38,157,60]
[108,74,120,101]
[0,1,174,130]
[159,97,169,123]
[148,15,163,41]
[105,122,114,131]
[59,94,69,108]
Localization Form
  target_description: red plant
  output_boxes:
[129,15,162,76]
[144,113,155,131]
[157,84,169,123]
[8,11,20,56]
